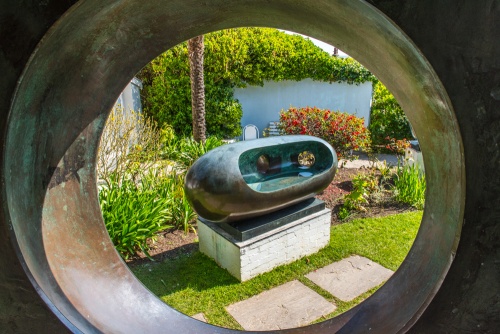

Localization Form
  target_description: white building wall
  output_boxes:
[114,77,143,114]
[234,79,373,136]
[99,78,143,179]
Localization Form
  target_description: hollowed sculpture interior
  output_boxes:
[184,135,337,223]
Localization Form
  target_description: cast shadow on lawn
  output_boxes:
[127,242,199,266]
[130,248,240,296]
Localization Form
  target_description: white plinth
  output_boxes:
[198,208,331,281]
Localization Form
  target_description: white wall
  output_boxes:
[114,77,143,114]
[234,79,373,136]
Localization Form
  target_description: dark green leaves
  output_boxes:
[369,81,412,148]
[99,172,174,259]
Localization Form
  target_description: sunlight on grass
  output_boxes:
[131,210,422,329]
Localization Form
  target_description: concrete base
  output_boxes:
[198,207,331,281]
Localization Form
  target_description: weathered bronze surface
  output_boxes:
[185,135,337,223]
[1,0,498,333]
[1,0,466,332]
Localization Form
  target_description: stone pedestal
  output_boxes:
[198,199,331,281]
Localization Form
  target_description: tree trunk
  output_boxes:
[187,35,206,142]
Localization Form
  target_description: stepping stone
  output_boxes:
[226,280,336,330]
[191,313,207,323]
[305,255,394,302]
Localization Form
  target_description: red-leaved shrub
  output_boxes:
[278,106,371,159]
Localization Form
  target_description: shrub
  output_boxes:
[278,106,371,159]
[99,169,203,258]
[383,136,411,163]
[99,171,174,259]
[97,105,172,183]
[163,136,225,171]
[338,174,370,220]
[369,81,412,148]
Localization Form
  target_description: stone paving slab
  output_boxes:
[226,280,336,330]
[191,313,207,323]
[306,255,394,301]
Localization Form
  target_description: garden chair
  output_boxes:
[243,124,259,140]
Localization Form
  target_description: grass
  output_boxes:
[131,210,423,329]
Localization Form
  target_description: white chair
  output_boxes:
[243,124,259,140]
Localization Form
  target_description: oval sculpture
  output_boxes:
[184,135,338,223]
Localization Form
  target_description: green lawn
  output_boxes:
[131,210,423,329]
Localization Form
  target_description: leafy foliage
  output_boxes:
[383,136,411,157]
[97,108,225,258]
[369,81,412,148]
[165,174,198,235]
[99,171,174,259]
[338,159,426,220]
[278,106,371,159]
[163,136,225,172]
[393,163,426,209]
[338,175,370,219]
[139,28,376,139]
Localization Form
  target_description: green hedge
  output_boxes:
[369,81,412,148]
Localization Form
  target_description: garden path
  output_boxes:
[193,255,393,330]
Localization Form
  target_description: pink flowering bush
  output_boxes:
[278,106,371,159]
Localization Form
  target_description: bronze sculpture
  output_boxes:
[184,135,337,223]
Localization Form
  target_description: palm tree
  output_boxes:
[187,35,206,142]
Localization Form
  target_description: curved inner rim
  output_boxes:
[4,0,464,333]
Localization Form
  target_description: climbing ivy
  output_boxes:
[139,28,376,139]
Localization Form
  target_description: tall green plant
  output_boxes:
[99,171,174,259]
[164,136,225,171]
[163,174,198,234]
[393,164,426,209]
